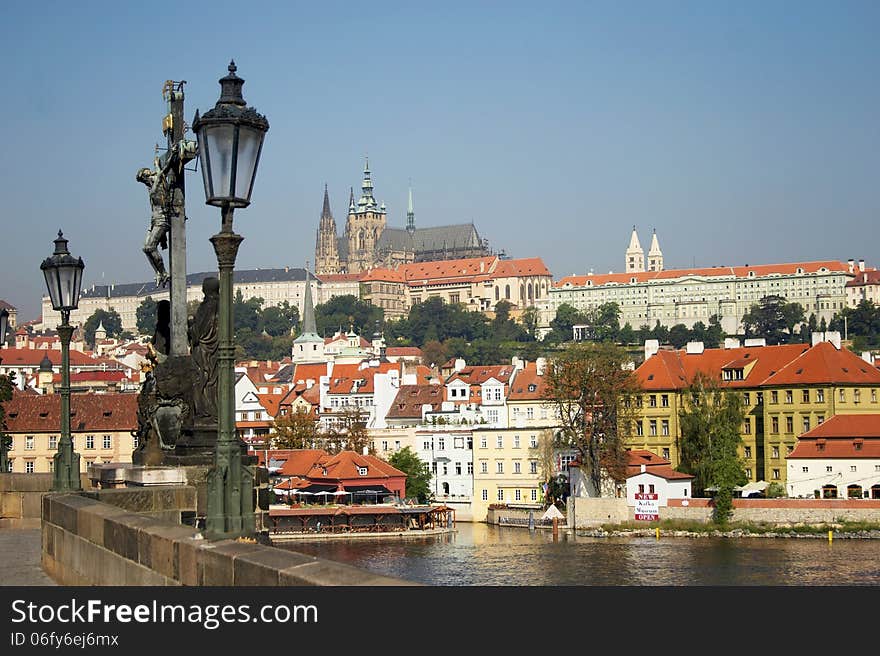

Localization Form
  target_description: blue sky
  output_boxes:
[2,1,878,321]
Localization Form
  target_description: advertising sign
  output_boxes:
[634,493,659,521]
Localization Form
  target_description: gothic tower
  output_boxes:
[625,226,645,273]
[344,157,387,273]
[314,184,340,275]
[406,185,415,235]
[647,228,663,272]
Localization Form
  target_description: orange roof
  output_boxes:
[276,450,329,476]
[555,260,853,288]
[290,363,328,385]
[318,272,365,283]
[5,392,138,432]
[398,255,551,286]
[846,270,880,287]
[447,364,516,386]
[625,449,694,480]
[507,366,549,401]
[359,268,406,283]
[387,384,445,419]
[307,450,406,480]
[385,346,423,358]
[0,348,102,368]
[256,393,285,418]
[764,341,880,386]
[789,414,880,459]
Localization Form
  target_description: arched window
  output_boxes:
[847,484,863,499]
[872,484,880,499]
[527,283,533,299]
[442,482,450,495]
[505,285,510,300]
[495,286,499,301]
[821,484,838,499]
[520,284,525,300]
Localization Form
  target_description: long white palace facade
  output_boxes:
[549,227,865,335]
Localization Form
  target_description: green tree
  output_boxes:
[83,308,123,347]
[677,372,747,525]
[521,306,540,340]
[705,314,724,349]
[421,340,447,368]
[668,324,691,349]
[262,301,300,337]
[831,300,880,349]
[270,407,319,449]
[543,342,642,495]
[388,447,433,503]
[582,302,620,342]
[491,300,528,342]
[315,295,383,339]
[233,290,264,333]
[135,296,158,336]
[546,303,586,344]
[618,322,636,346]
[742,295,803,345]
[0,371,15,461]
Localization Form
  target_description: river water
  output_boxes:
[278,521,880,585]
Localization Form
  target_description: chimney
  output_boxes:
[744,338,767,347]
[535,357,547,376]
[848,259,855,273]
[640,464,646,473]
[685,341,704,355]
[644,339,659,360]
[723,337,741,349]
[454,358,466,372]
[306,379,315,389]
[825,331,841,350]
[480,261,485,273]
[859,259,866,272]
[862,352,874,365]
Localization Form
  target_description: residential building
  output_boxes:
[845,265,880,308]
[633,334,880,486]
[786,414,880,499]
[4,392,138,473]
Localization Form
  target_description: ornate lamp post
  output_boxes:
[193,61,269,540]
[0,306,9,473]
[41,231,85,492]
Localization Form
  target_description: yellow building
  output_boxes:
[633,336,880,485]
[4,392,138,473]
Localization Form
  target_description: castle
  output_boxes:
[314,159,491,275]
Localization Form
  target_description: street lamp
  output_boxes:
[193,61,268,540]
[0,306,9,473]
[40,230,85,492]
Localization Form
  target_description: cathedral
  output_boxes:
[625,225,664,273]
[314,160,491,275]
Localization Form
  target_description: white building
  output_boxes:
[786,414,880,499]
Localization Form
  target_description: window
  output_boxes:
[496,462,504,474]
[455,462,461,475]
[873,389,877,403]
[839,389,846,403]
[638,484,645,494]
[785,416,794,433]
[744,420,751,434]
[772,446,780,459]
[850,465,857,472]
[531,489,538,501]
[480,462,488,474]
[746,468,752,479]
[438,437,445,450]
[744,446,752,459]
[785,390,793,404]
[495,435,503,449]
[661,394,669,407]
[772,469,780,480]
[817,415,824,425]
[743,393,750,405]
[526,407,534,419]
[454,437,464,449]
[649,395,657,407]
[480,436,487,449]
[482,489,488,501]
[132,434,138,448]
[515,489,522,501]
[514,462,521,474]
[649,484,655,494]
[513,435,520,449]
[826,466,833,473]
[802,417,810,433]
[530,461,538,474]
[661,420,669,436]
[636,421,643,436]
[25,436,34,450]
[854,389,861,404]
[662,448,670,460]
[103,435,112,450]
[86,435,94,450]
[757,392,764,405]
[802,390,810,403]
[529,435,538,448]
[423,440,432,451]
[816,389,824,402]
[771,391,778,404]
[771,417,779,433]
[25,461,34,474]
[649,420,657,436]
[497,489,504,501]
[48,435,57,450]
[432,462,437,474]
[487,409,499,423]
[802,466,809,473]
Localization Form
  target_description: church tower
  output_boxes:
[406,185,415,235]
[292,269,325,363]
[314,184,340,275]
[647,229,663,272]
[625,226,645,273]
[344,158,387,273]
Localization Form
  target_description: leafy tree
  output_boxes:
[388,447,433,503]
[677,372,747,525]
[668,324,691,349]
[543,342,641,495]
[618,322,636,346]
[233,290,264,333]
[741,295,803,345]
[262,301,299,337]
[327,407,372,455]
[83,308,123,347]
[491,300,528,342]
[421,340,447,368]
[705,315,724,349]
[545,303,586,344]
[650,320,669,345]
[315,295,383,339]
[270,407,319,449]
[521,306,540,340]
[0,371,15,461]
[830,300,880,349]
[581,302,620,342]
[136,296,158,336]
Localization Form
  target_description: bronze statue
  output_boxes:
[189,277,220,419]
[137,161,171,288]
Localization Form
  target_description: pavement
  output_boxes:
[0,529,57,586]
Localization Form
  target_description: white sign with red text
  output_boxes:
[634,493,659,521]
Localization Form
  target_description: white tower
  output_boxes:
[647,229,663,272]
[625,226,645,273]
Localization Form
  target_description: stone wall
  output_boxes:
[0,473,92,529]
[42,490,416,586]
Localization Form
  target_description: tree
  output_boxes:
[136,296,158,336]
[491,300,528,342]
[741,295,803,345]
[677,372,747,525]
[388,447,433,503]
[533,428,562,505]
[83,308,123,347]
[582,302,620,342]
[262,301,299,337]
[545,303,586,344]
[705,315,724,349]
[421,340,447,368]
[315,295,383,339]
[543,342,641,496]
[618,322,636,346]
[329,407,372,455]
[270,407,319,449]
[0,371,15,459]
[521,306,540,340]
[668,324,691,349]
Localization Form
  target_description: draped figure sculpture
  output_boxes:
[189,277,220,420]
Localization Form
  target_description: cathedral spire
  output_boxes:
[406,185,415,235]
[625,225,645,273]
[321,183,332,219]
[301,268,318,336]
[358,155,376,210]
[647,228,663,272]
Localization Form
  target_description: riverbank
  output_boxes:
[270,527,456,542]
[582,519,880,539]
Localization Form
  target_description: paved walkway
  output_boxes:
[0,529,57,586]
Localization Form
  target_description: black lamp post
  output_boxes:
[41,230,85,492]
[193,61,268,540]
[0,307,9,473]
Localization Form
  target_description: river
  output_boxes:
[277,521,880,585]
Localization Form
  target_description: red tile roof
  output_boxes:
[447,364,516,386]
[398,255,551,286]
[318,272,366,283]
[306,450,406,480]
[0,348,104,368]
[625,449,694,480]
[789,414,880,459]
[507,366,549,401]
[387,384,445,419]
[385,346,424,358]
[764,342,880,386]
[846,270,880,287]
[359,268,406,283]
[5,392,138,432]
[256,393,285,418]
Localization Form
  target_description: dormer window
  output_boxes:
[357,466,368,476]
[528,384,537,392]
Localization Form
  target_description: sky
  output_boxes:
[1,1,878,321]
